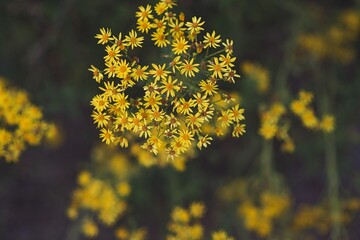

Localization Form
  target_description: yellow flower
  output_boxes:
[232,123,246,137]
[124,30,144,49]
[208,57,226,79]
[143,93,162,110]
[171,207,190,223]
[91,94,109,112]
[131,65,149,81]
[203,31,222,48]
[199,79,219,96]
[117,182,131,197]
[160,76,180,98]
[301,109,318,129]
[149,63,170,81]
[186,16,205,35]
[151,28,170,47]
[320,114,335,133]
[189,202,205,218]
[95,27,113,45]
[88,65,104,83]
[179,58,200,77]
[92,111,110,128]
[137,18,152,33]
[104,45,121,63]
[169,18,185,38]
[100,128,115,145]
[222,39,234,54]
[172,36,189,55]
[135,4,153,21]
[82,218,98,238]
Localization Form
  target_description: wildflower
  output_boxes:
[95,27,112,45]
[222,39,234,54]
[151,28,170,47]
[82,218,99,238]
[186,16,205,35]
[199,79,219,96]
[203,31,222,48]
[320,114,335,133]
[124,30,144,49]
[149,63,170,81]
[135,4,153,21]
[92,111,110,128]
[137,18,152,33]
[100,128,115,144]
[104,45,121,62]
[131,65,149,81]
[172,36,189,55]
[154,2,168,15]
[208,57,226,78]
[169,18,185,38]
[217,110,234,127]
[160,76,180,98]
[179,58,200,77]
[232,123,246,137]
[89,65,103,83]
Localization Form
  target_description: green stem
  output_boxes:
[319,66,343,240]
[325,131,341,240]
[260,139,273,179]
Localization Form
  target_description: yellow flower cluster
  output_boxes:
[241,61,269,93]
[90,0,245,161]
[68,171,128,228]
[291,90,335,133]
[167,202,234,240]
[0,77,57,162]
[259,102,295,153]
[293,198,360,234]
[298,9,360,63]
[239,191,291,237]
[68,146,136,238]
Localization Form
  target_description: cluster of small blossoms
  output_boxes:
[293,198,360,235]
[290,90,335,133]
[68,147,135,239]
[239,191,291,238]
[167,202,234,240]
[0,77,57,162]
[259,102,295,153]
[298,9,360,63]
[217,178,290,238]
[241,61,269,93]
[89,0,245,161]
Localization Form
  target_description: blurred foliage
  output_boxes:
[1,0,360,240]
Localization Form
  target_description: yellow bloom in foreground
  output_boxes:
[186,16,205,35]
[172,37,189,55]
[95,27,113,45]
[179,58,200,77]
[136,4,153,21]
[100,128,115,145]
[208,57,226,79]
[203,31,221,48]
[124,30,144,49]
